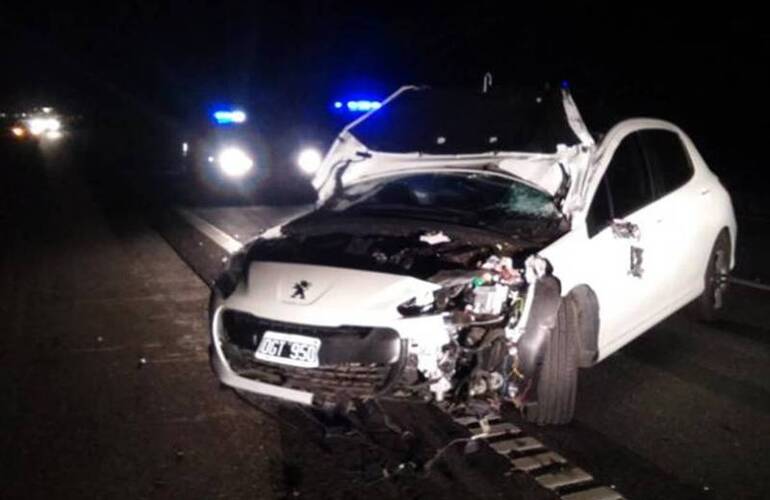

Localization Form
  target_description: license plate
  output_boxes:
[255,331,321,368]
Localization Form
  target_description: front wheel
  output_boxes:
[693,231,731,322]
[525,296,579,425]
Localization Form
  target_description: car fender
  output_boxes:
[516,274,562,382]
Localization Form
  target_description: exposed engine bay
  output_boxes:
[242,213,562,280]
[395,250,551,415]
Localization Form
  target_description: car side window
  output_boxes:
[586,132,654,238]
[605,133,654,220]
[639,129,694,197]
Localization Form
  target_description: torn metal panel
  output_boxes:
[561,88,595,146]
[313,85,599,217]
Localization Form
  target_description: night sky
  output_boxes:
[1,3,768,188]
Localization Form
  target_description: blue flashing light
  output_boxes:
[332,99,382,113]
[560,80,570,89]
[213,109,247,124]
[346,100,381,112]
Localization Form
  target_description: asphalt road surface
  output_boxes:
[1,137,768,499]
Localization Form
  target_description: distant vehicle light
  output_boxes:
[334,101,343,109]
[217,147,253,177]
[28,119,46,135]
[11,126,25,137]
[297,148,323,174]
[182,142,189,156]
[213,110,247,125]
[44,130,62,140]
[27,117,61,136]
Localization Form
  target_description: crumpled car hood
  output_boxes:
[312,86,596,215]
[312,138,592,215]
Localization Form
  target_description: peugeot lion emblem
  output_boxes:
[291,280,311,300]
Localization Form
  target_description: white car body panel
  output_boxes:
[540,119,736,360]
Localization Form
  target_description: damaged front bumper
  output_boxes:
[211,306,315,405]
[209,255,561,411]
[210,298,419,406]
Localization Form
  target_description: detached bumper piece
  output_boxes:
[218,310,406,403]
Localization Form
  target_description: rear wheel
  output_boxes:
[525,296,579,425]
[694,231,731,322]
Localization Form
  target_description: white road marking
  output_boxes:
[561,487,624,500]
[174,207,243,254]
[536,466,593,489]
[456,415,625,499]
[511,451,567,472]
[491,436,544,454]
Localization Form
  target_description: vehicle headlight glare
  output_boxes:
[217,147,254,177]
[27,117,61,136]
[28,118,47,136]
[47,118,61,131]
[297,148,322,174]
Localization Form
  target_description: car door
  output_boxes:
[583,130,666,355]
[637,128,703,307]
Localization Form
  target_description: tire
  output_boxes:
[693,231,731,323]
[525,296,579,425]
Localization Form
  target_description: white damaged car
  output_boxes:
[209,85,736,424]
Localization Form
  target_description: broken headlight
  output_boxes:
[397,284,467,317]
[470,284,509,316]
[213,249,248,298]
[397,255,525,320]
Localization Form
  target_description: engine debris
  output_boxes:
[419,230,451,245]
[393,250,553,415]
